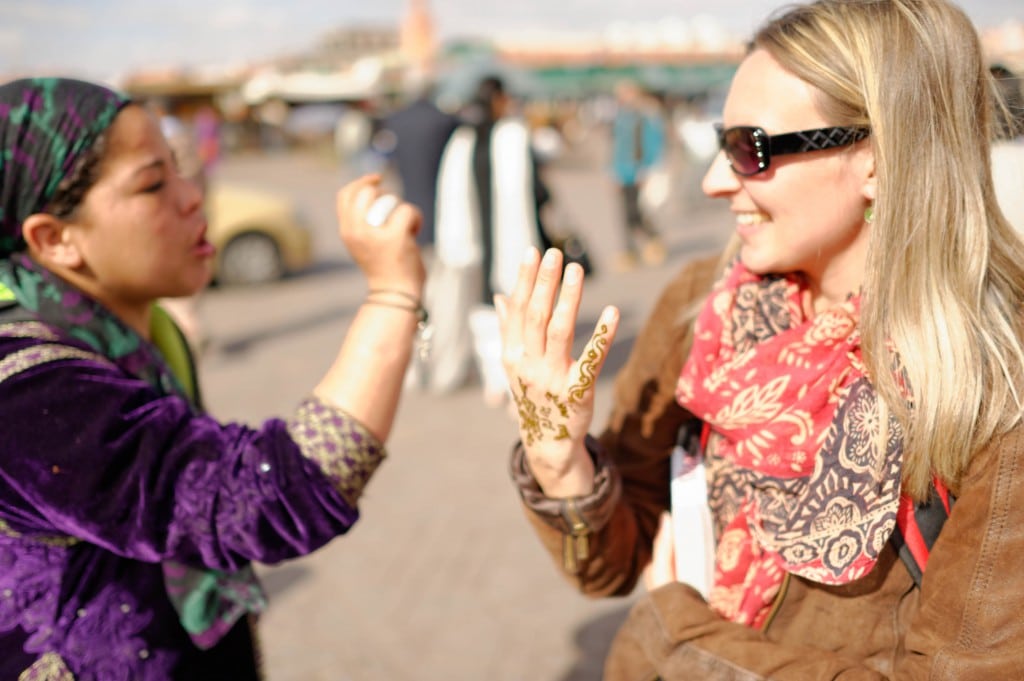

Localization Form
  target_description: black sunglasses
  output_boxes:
[714,124,871,176]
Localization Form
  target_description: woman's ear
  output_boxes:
[21,214,84,269]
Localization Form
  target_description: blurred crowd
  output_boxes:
[145,61,1024,401]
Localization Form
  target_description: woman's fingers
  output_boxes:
[543,262,585,371]
[364,193,399,227]
[494,293,509,336]
[337,174,381,223]
[501,248,541,364]
[335,175,426,293]
[523,248,564,357]
[565,305,619,406]
[395,204,423,237]
[502,251,613,415]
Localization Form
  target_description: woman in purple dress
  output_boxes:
[0,78,426,679]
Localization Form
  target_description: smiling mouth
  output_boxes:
[735,212,769,227]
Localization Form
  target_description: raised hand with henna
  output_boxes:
[495,247,620,498]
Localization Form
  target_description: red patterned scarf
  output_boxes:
[676,261,903,627]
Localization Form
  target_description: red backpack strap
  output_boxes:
[892,479,954,587]
[700,421,711,454]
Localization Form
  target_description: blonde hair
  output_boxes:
[755,0,1024,499]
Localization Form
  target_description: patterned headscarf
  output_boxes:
[0,77,130,257]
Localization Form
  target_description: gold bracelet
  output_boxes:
[367,288,421,306]
[362,299,434,360]
[363,298,428,324]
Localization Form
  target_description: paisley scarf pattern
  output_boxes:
[676,260,903,627]
[0,77,264,648]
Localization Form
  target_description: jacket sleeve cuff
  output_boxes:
[509,434,622,534]
[287,395,387,507]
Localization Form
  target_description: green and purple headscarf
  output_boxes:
[0,77,129,257]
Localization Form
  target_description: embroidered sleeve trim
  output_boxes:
[0,343,110,385]
[0,321,63,341]
[18,652,75,681]
[286,396,387,507]
[0,518,79,547]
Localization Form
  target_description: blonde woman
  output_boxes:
[499,0,1024,677]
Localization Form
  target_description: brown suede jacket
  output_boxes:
[511,253,1024,679]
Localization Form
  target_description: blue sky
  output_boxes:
[1,0,1021,81]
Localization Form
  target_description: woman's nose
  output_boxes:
[701,151,741,199]
[179,173,205,212]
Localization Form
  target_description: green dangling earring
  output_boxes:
[864,204,875,224]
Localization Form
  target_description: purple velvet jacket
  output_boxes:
[0,317,386,680]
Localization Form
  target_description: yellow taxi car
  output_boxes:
[206,183,314,286]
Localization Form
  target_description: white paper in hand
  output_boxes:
[669,444,716,599]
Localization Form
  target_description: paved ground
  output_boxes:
[196,131,732,680]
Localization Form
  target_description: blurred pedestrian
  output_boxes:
[256,98,289,152]
[0,76,426,679]
[381,71,459,248]
[423,75,544,404]
[193,104,221,174]
[991,63,1024,140]
[336,102,391,176]
[991,63,1024,232]
[609,80,667,270]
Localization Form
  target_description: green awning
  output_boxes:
[528,62,737,98]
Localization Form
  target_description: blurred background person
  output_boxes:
[381,70,459,249]
[193,104,222,175]
[423,74,544,405]
[334,103,376,174]
[991,63,1024,233]
[609,79,667,271]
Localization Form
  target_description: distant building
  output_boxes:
[240,24,404,107]
[401,0,438,75]
[308,26,401,71]
[119,69,246,122]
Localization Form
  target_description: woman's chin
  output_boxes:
[168,270,213,299]
[194,264,215,290]
[739,248,776,276]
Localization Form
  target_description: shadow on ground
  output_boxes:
[258,563,311,601]
[559,603,634,681]
[215,302,362,356]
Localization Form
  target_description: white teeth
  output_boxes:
[736,213,768,226]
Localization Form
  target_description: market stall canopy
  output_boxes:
[242,57,386,104]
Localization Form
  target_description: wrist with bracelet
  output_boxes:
[364,288,427,323]
[363,288,433,358]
